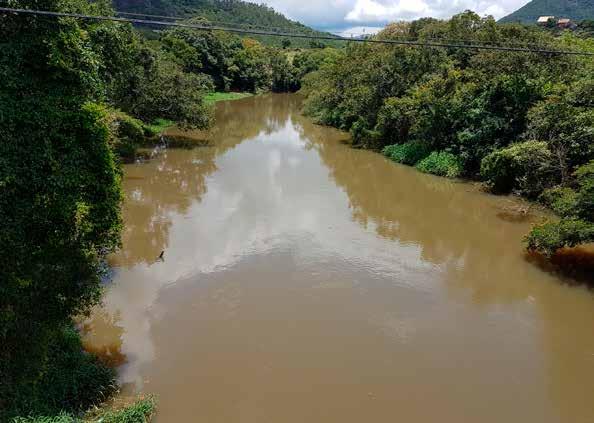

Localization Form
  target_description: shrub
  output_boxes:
[574,160,594,221]
[382,141,431,165]
[480,140,556,198]
[525,219,594,256]
[415,151,463,178]
[109,111,146,161]
[5,326,116,420]
[539,187,579,217]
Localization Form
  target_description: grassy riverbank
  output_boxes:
[204,92,254,105]
[144,118,175,135]
[13,396,156,423]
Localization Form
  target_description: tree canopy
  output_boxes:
[301,11,594,255]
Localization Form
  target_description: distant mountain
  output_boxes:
[500,0,594,24]
[113,0,336,46]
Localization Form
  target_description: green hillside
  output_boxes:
[500,0,594,23]
[113,0,338,47]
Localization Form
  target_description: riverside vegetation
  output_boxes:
[0,0,335,421]
[301,11,594,257]
[2,1,593,421]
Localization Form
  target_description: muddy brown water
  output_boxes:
[84,94,594,423]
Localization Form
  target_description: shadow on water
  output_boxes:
[526,247,594,289]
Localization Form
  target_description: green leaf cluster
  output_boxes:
[416,151,463,178]
[382,141,431,165]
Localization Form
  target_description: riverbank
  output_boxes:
[377,140,594,286]
[204,92,254,105]
[299,13,594,257]
[141,93,255,138]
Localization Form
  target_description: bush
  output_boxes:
[525,219,594,256]
[109,112,146,161]
[382,141,431,165]
[539,187,579,217]
[480,140,556,197]
[5,326,116,420]
[415,151,463,178]
[574,160,594,221]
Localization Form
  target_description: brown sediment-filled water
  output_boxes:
[84,93,594,423]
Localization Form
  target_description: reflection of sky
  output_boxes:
[100,115,431,388]
[88,96,594,423]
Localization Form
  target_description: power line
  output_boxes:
[1,7,593,56]
[113,10,584,50]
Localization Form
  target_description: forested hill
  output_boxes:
[113,0,333,41]
[500,0,594,23]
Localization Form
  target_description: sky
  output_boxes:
[247,0,532,35]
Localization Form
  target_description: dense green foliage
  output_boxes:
[500,0,594,24]
[89,23,213,127]
[158,23,341,94]
[382,141,431,165]
[301,12,594,255]
[525,218,594,255]
[480,140,556,197]
[7,326,116,419]
[0,0,227,419]
[0,0,123,414]
[416,151,463,178]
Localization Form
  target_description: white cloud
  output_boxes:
[346,0,430,22]
[246,0,532,30]
[345,0,529,23]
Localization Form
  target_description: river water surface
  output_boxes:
[84,94,594,423]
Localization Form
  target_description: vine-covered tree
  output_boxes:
[0,0,124,406]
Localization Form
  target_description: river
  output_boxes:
[84,93,594,423]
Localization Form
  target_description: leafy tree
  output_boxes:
[270,51,298,92]
[232,38,273,92]
[524,82,594,182]
[480,140,557,197]
[116,54,213,127]
[0,0,122,410]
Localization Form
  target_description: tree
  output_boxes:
[524,81,594,182]
[0,0,122,410]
